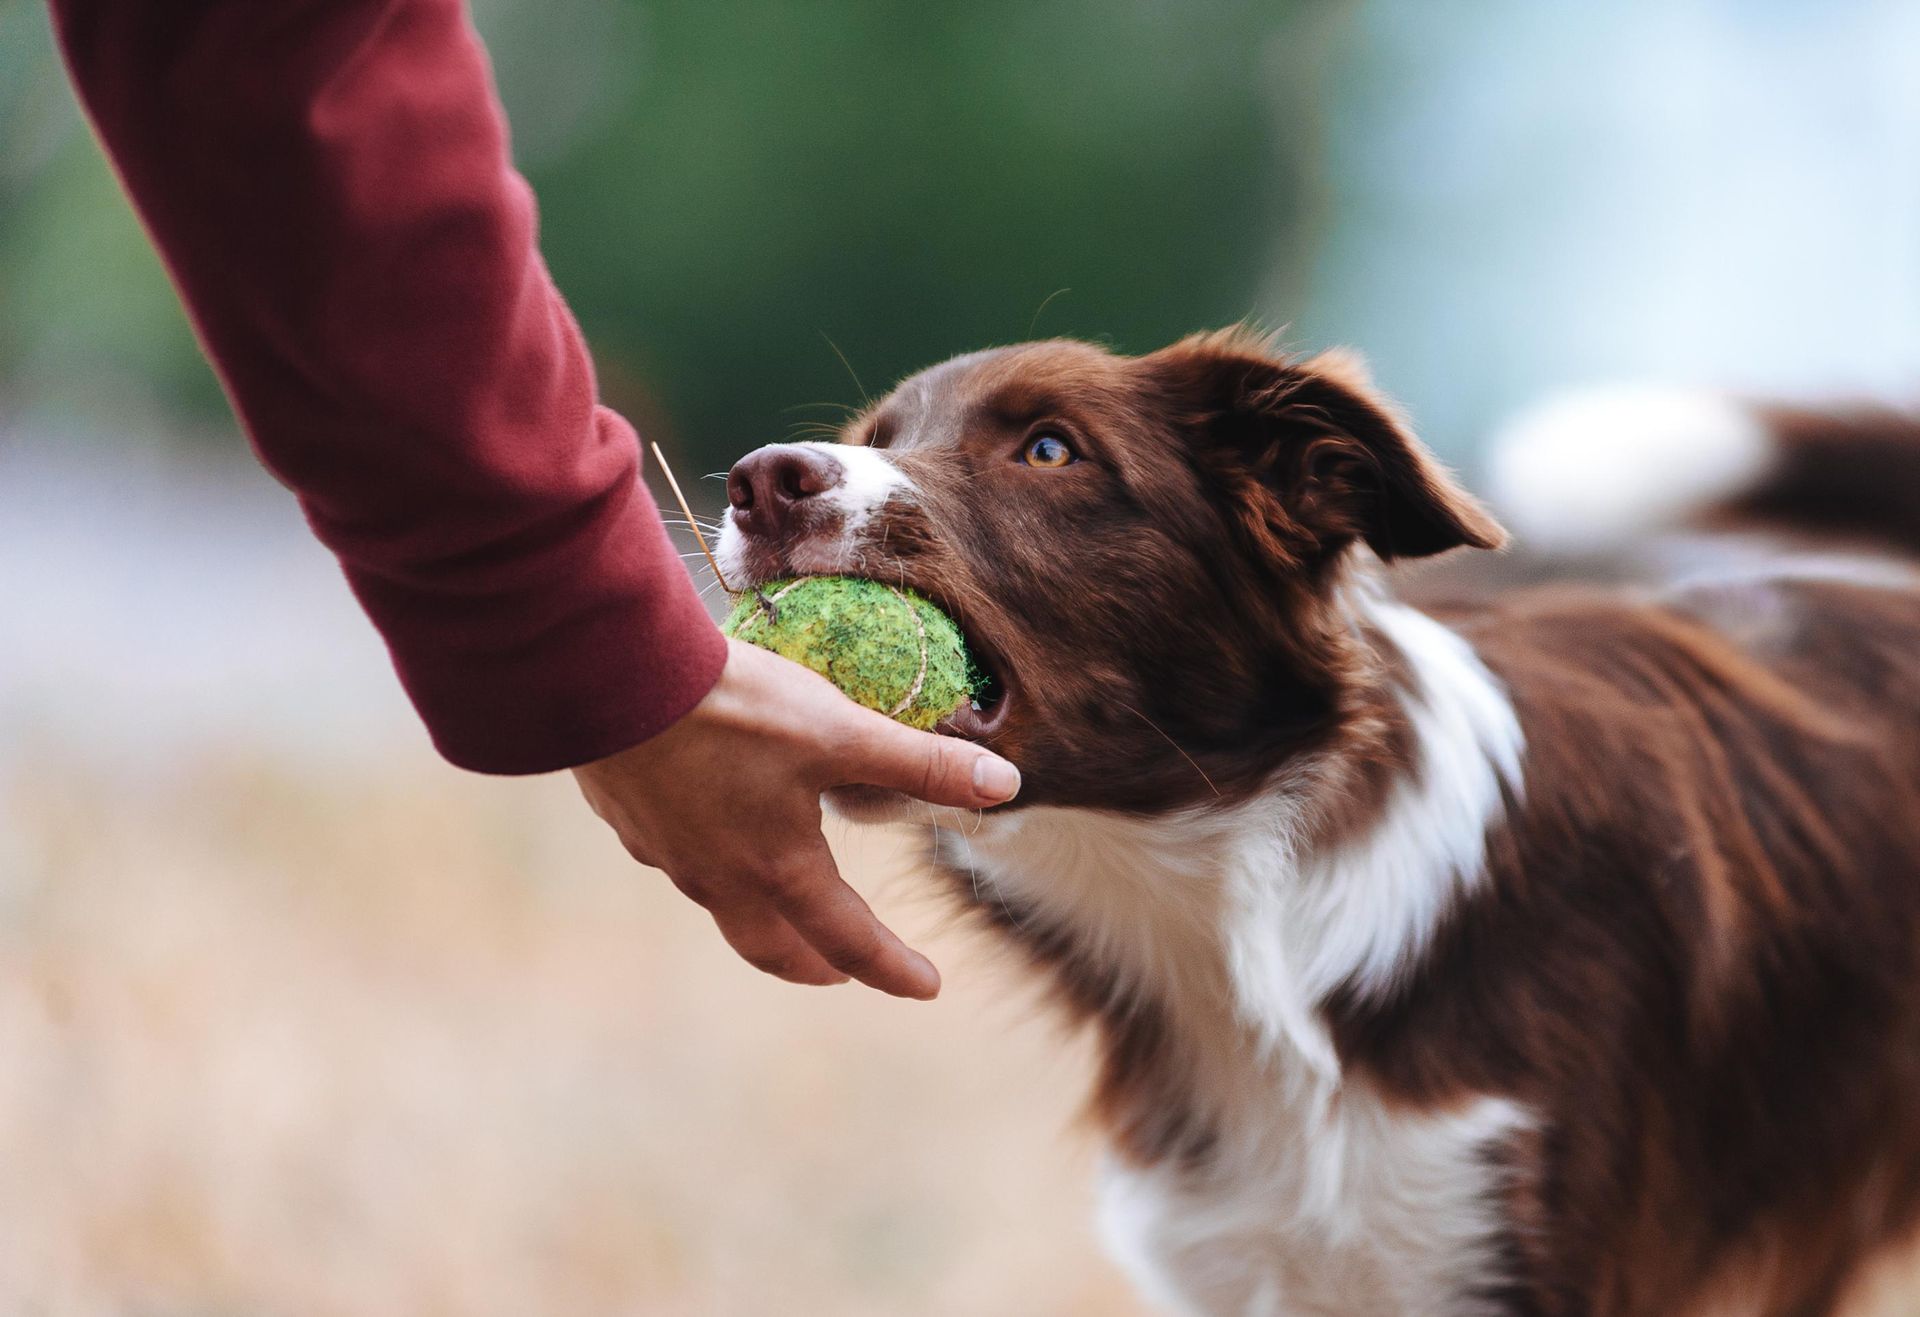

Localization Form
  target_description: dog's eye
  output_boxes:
[1022,433,1076,468]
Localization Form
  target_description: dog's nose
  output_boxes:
[727,444,842,536]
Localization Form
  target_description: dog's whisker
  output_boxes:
[818,332,870,406]
[1115,700,1220,798]
[780,400,862,417]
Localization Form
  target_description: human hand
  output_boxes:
[572,639,1021,998]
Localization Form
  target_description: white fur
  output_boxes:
[1227,593,1526,1078]
[1098,1094,1528,1317]
[1488,384,1773,555]
[1650,532,1920,595]
[797,441,913,537]
[930,592,1529,1316]
[714,442,914,581]
[1637,534,1920,658]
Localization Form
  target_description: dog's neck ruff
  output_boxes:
[943,585,1524,1091]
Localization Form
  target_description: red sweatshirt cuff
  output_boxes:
[340,415,731,775]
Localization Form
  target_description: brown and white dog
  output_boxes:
[715,329,1920,1317]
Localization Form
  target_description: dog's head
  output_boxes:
[716,330,1503,811]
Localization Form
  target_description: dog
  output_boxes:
[715,329,1920,1316]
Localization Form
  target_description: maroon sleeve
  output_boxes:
[48,0,729,774]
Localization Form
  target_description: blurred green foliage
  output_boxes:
[0,0,234,429]
[9,2,1908,477]
[0,0,1339,471]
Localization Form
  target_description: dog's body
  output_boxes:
[717,333,1920,1316]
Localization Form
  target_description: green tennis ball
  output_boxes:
[723,576,977,730]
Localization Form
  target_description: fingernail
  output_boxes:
[972,754,1021,802]
[906,956,942,1000]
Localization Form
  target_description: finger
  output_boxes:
[766,839,941,999]
[830,712,1021,809]
[614,832,662,872]
[705,897,849,987]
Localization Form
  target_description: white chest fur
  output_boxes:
[1095,1091,1526,1317]
[929,599,1529,1316]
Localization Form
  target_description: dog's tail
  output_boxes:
[1486,385,1920,557]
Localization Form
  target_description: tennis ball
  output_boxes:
[722,576,977,730]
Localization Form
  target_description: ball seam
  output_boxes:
[883,585,931,719]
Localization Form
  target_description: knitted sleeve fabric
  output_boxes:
[50,0,729,772]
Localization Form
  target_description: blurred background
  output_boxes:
[2,0,1918,1312]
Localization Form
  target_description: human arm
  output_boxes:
[49,0,1021,996]
[49,0,722,772]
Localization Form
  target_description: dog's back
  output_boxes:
[1389,391,1920,1314]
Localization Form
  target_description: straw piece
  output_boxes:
[650,441,733,595]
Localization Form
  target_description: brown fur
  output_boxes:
[727,333,1920,1315]
[1337,583,1920,1314]
[1726,403,1920,556]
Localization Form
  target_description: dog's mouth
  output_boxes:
[728,554,1017,744]
[933,613,1014,744]
[839,574,1015,743]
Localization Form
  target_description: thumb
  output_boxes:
[832,710,1022,809]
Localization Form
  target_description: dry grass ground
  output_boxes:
[16,758,1920,1317]
[0,746,1147,1316]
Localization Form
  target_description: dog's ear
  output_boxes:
[1147,331,1506,564]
